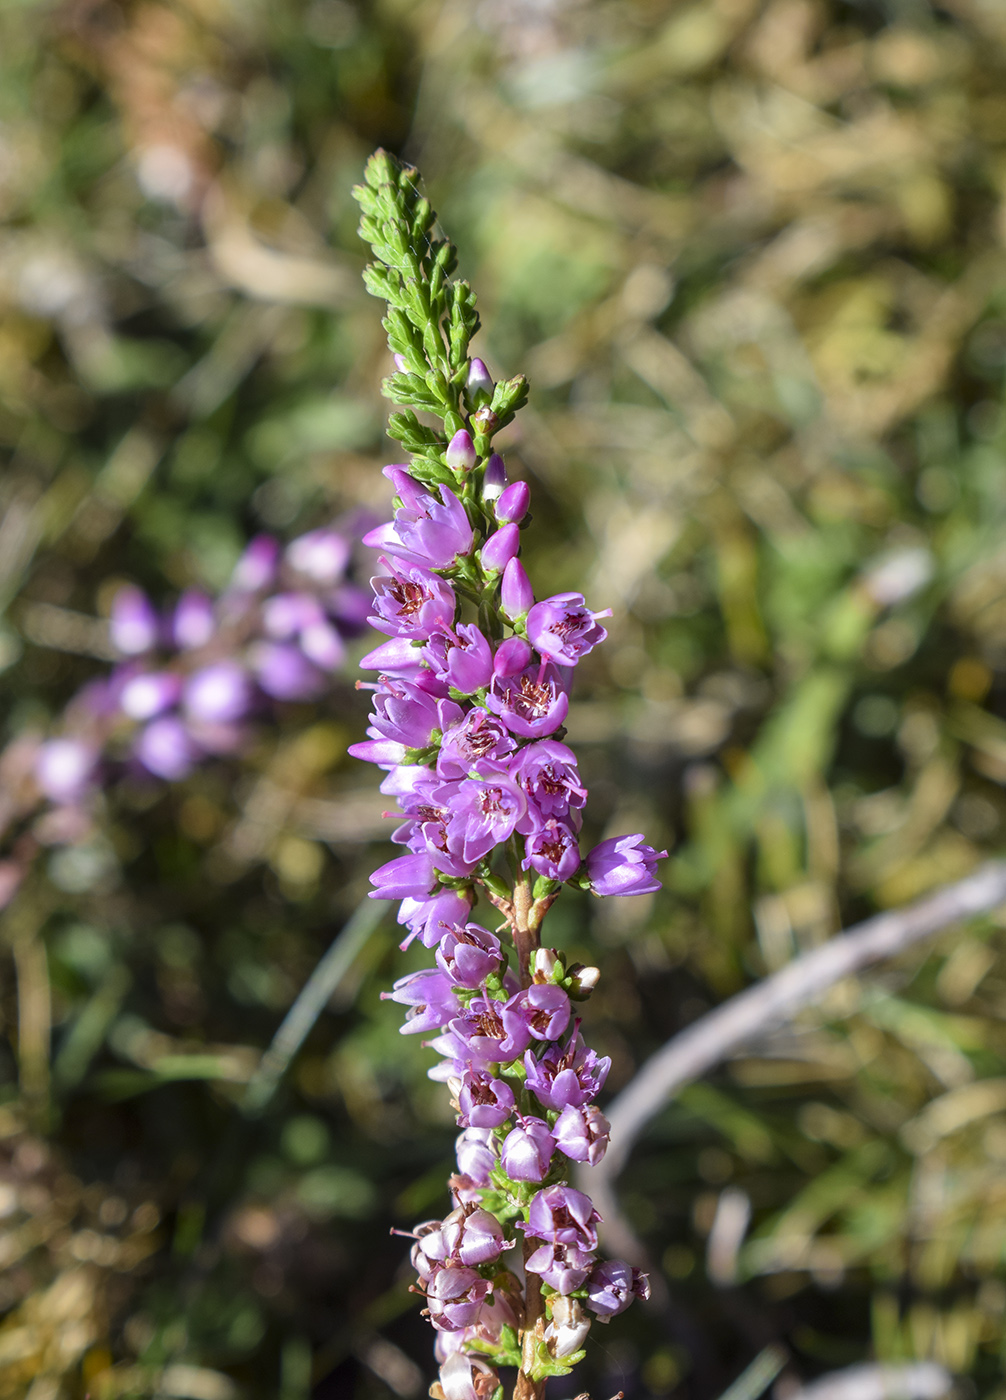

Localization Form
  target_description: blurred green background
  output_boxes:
[4,0,1006,1396]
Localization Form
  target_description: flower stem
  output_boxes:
[510,859,548,1400]
[515,1242,547,1400]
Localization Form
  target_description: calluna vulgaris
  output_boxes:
[350,151,665,1400]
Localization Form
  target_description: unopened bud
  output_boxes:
[446,429,477,474]
[480,523,520,575]
[472,404,500,435]
[493,635,532,677]
[501,558,534,620]
[567,964,600,999]
[467,357,494,405]
[394,353,410,373]
[495,480,530,524]
[482,452,508,503]
[532,947,565,983]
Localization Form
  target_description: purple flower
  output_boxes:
[35,738,98,803]
[230,535,280,592]
[457,1068,515,1128]
[480,524,520,575]
[425,1264,491,1331]
[134,716,199,780]
[486,663,569,739]
[388,775,479,880]
[411,1220,449,1281]
[524,1242,595,1295]
[512,741,587,830]
[436,924,503,988]
[360,635,427,678]
[503,984,571,1044]
[397,889,474,950]
[495,481,530,525]
[173,591,215,649]
[500,558,533,621]
[451,995,532,1062]
[368,677,451,750]
[455,1128,499,1186]
[526,593,610,667]
[442,772,526,864]
[446,430,477,474]
[183,661,251,724]
[250,642,325,700]
[500,1118,555,1183]
[424,625,494,694]
[553,1104,610,1166]
[110,586,159,656]
[585,1261,651,1320]
[440,1204,504,1266]
[120,671,183,721]
[524,1028,610,1112]
[370,558,456,640]
[526,1185,601,1250]
[522,819,581,883]
[385,967,459,1035]
[368,852,436,900]
[285,528,350,584]
[347,737,407,767]
[437,709,516,780]
[365,476,473,569]
[586,834,667,896]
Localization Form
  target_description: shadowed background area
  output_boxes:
[3,1,1006,1397]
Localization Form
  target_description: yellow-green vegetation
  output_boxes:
[3,0,1006,1396]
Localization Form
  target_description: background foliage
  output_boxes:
[3,0,1006,1396]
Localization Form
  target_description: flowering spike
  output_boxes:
[351,147,663,1400]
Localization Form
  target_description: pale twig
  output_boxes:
[242,897,390,1114]
[784,1362,953,1400]
[580,861,1006,1266]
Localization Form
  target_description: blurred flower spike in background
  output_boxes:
[0,524,369,910]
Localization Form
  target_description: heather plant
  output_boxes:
[350,150,664,1400]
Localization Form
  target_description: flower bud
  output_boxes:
[493,635,532,677]
[481,453,507,503]
[480,523,520,575]
[566,963,600,998]
[494,481,529,524]
[472,404,499,435]
[394,353,410,373]
[466,357,494,405]
[446,429,477,474]
[501,558,534,620]
[532,947,565,984]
